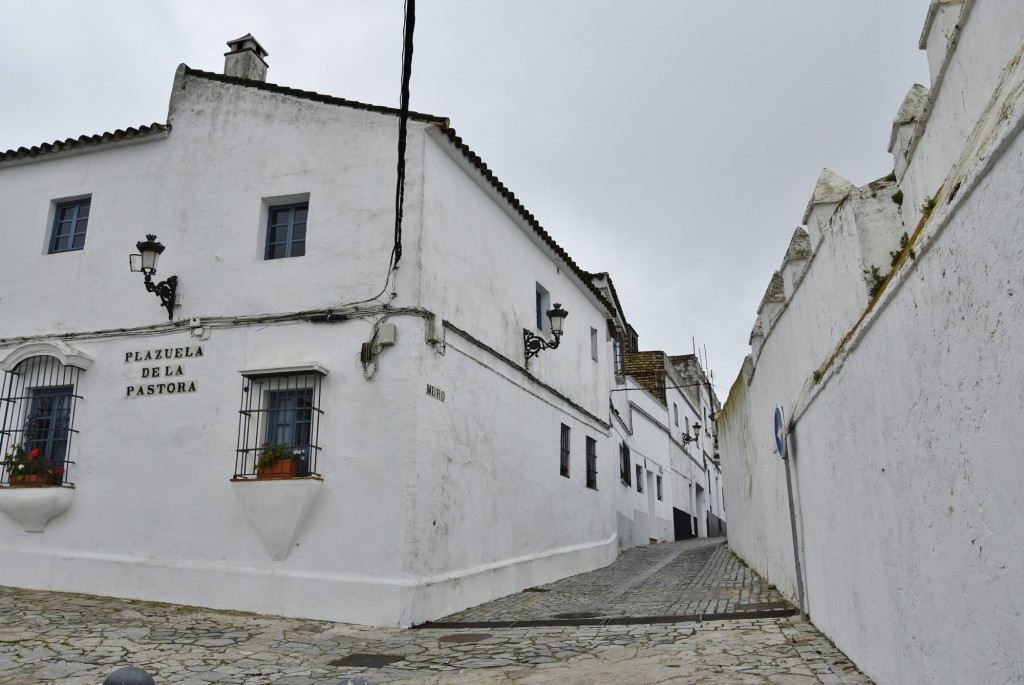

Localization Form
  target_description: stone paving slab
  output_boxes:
[0,539,874,684]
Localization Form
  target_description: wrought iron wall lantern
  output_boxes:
[129,234,178,320]
[524,303,568,360]
[682,422,702,446]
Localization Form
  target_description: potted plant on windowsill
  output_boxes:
[255,442,300,480]
[3,444,64,487]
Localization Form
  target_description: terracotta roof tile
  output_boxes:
[0,123,169,164]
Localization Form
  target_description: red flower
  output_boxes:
[52,468,65,476]
[28,448,40,460]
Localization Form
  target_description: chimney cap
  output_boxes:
[225,33,269,59]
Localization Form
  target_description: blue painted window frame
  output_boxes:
[24,385,74,484]
[49,199,90,253]
[266,388,314,475]
[265,202,308,260]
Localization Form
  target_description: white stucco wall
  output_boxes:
[0,67,424,337]
[791,124,1024,684]
[719,2,1024,682]
[0,323,428,626]
[902,0,1024,231]
[419,130,612,420]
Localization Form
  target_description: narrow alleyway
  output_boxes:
[0,540,873,684]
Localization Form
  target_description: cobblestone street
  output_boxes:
[0,539,874,684]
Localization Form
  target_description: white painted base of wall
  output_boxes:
[0,535,618,626]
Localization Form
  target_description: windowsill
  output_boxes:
[230,474,323,482]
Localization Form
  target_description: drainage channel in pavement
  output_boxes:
[412,605,797,630]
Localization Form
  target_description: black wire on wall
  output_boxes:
[391,0,416,271]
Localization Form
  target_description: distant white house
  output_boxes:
[0,36,724,627]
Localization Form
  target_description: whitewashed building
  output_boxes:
[718,1,1024,683]
[0,37,723,626]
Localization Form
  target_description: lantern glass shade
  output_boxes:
[547,304,568,336]
[129,254,142,273]
[140,248,160,273]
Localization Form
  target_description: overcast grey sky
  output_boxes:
[0,1,932,399]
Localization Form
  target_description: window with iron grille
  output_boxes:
[619,442,631,485]
[1,356,82,486]
[656,474,663,500]
[613,335,625,377]
[559,423,570,478]
[49,197,90,253]
[585,437,597,490]
[235,366,325,478]
[636,465,643,493]
[265,202,308,259]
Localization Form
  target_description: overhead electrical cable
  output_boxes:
[391,0,416,271]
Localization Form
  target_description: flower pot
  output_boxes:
[257,459,299,480]
[8,473,56,488]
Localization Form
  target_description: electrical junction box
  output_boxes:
[377,323,397,346]
[425,313,445,344]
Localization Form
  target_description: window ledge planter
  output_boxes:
[256,458,299,480]
[0,484,74,532]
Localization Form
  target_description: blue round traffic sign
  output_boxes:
[774,406,787,458]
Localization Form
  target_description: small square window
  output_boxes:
[265,202,308,260]
[49,198,90,253]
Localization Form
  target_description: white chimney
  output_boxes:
[224,34,269,82]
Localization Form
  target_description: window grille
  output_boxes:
[559,423,570,478]
[235,368,324,478]
[0,355,82,485]
[636,465,643,493]
[585,437,598,490]
[613,336,625,377]
[656,475,663,500]
[619,442,631,485]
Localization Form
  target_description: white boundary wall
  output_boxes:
[718,2,1024,683]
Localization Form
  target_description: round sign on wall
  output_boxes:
[774,405,787,459]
